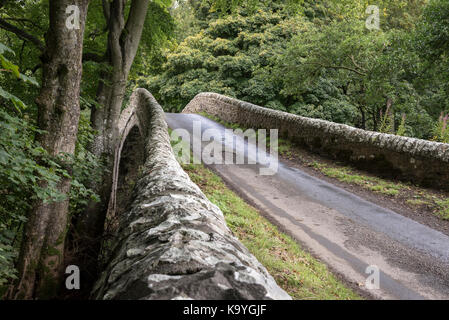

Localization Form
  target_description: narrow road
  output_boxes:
[165,113,449,300]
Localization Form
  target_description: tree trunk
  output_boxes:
[358,105,366,129]
[372,108,378,131]
[75,0,149,288]
[7,0,89,300]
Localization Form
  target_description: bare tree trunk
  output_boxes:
[7,0,89,300]
[75,0,149,287]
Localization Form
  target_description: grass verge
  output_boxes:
[181,162,361,300]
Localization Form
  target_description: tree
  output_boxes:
[278,19,387,129]
[277,3,438,138]
[2,0,90,299]
[414,0,449,118]
[147,1,303,111]
[75,0,174,288]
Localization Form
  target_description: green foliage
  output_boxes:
[417,0,449,57]
[321,0,426,29]
[278,16,440,137]
[0,1,46,116]
[150,0,449,141]
[433,113,449,143]
[69,111,102,215]
[396,114,407,136]
[0,44,100,287]
[0,108,63,286]
[379,105,395,134]
[131,0,176,76]
[0,42,41,285]
[191,0,303,18]
[0,43,38,113]
[0,108,101,286]
[413,0,449,122]
[277,1,449,138]
[145,2,303,111]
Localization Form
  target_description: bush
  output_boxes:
[0,109,64,286]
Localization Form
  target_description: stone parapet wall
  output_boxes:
[93,89,291,300]
[183,92,449,190]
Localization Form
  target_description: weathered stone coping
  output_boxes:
[183,92,449,189]
[94,89,291,300]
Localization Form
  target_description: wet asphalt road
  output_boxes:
[165,112,449,300]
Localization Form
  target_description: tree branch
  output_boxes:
[348,55,367,73]
[107,0,126,69]
[102,0,111,26]
[2,17,44,30]
[122,0,149,71]
[0,18,44,51]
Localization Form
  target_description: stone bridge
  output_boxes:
[93,89,290,300]
[184,93,449,190]
[93,88,449,300]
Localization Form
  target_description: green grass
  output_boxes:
[181,162,360,300]
[435,198,449,220]
[307,161,449,219]
[310,162,404,197]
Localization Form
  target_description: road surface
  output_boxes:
[165,112,449,300]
